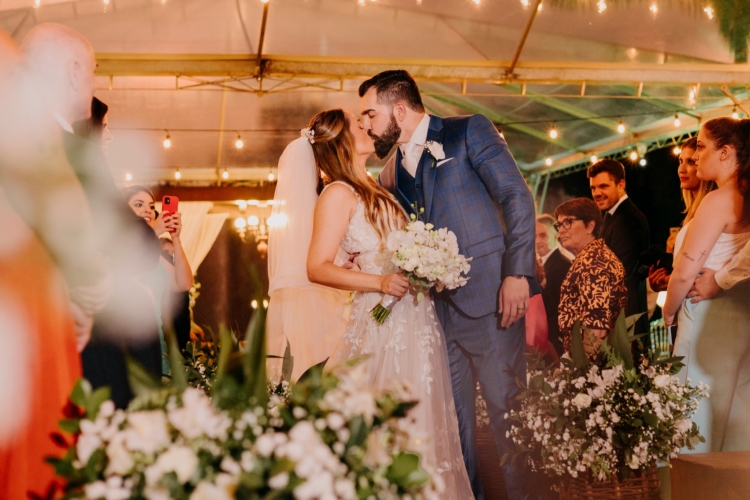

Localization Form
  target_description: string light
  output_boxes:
[235,133,244,149]
[617,119,626,134]
[545,157,553,166]
[268,172,275,181]
[174,169,181,180]
[34,0,40,7]
[704,6,714,20]
[629,151,638,161]
[673,146,682,155]
[732,106,740,120]
[537,2,543,11]
[639,158,648,167]
[549,125,559,140]
[247,215,260,227]
[263,299,269,309]
[688,87,696,102]
[472,0,480,4]
[261,0,270,3]
[163,131,171,149]
[222,169,229,179]
[251,299,258,309]
[520,0,530,6]
[125,172,133,181]
[103,0,110,4]
[235,217,247,229]
[673,114,681,127]
[596,0,606,13]
[649,3,658,13]
[590,155,598,164]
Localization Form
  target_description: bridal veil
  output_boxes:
[266,136,348,381]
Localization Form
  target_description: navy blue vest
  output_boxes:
[397,158,424,216]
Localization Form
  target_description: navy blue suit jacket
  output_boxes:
[379,114,536,318]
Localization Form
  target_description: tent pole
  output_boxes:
[506,0,543,78]
[538,172,551,215]
[531,172,542,200]
[255,2,270,80]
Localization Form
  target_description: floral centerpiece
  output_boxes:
[503,313,708,495]
[48,308,439,499]
[371,211,472,324]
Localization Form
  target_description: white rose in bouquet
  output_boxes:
[572,393,592,409]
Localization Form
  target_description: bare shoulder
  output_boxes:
[698,188,734,213]
[317,183,357,210]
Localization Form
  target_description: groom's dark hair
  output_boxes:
[359,70,425,113]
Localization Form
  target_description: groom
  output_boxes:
[361,70,538,500]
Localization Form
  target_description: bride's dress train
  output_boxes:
[327,182,473,497]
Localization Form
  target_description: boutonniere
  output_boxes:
[424,141,445,163]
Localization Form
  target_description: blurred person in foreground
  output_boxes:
[554,198,627,353]
[648,137,716,292]
[22,23,162,408]
[536,214,572,355]
[0,31,108,499]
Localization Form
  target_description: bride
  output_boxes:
[305,109,473,497]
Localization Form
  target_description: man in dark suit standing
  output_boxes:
[587,160,649,327]
[536,214,572,355]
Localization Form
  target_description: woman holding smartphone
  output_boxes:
[123,186,193,376]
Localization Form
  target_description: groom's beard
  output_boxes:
[369,114,401,159]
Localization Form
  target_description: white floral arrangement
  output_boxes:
[48,311,439,499]
[371,215,471,324]
[503,316,708,483]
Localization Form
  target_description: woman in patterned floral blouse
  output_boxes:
[554,198,628,352]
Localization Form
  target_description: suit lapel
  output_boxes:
[392,147,414,214]
[419,116,444,221]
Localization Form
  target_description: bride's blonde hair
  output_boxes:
[308,109,406,243]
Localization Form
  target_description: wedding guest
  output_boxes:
[664,117,750,453]
[649,138,716,292]
[159,238,193,350]
[588,160,649,334]
[73,96,113,149]
[0,32,108,500]
[555,198,627,353]
[123,186,193,376]
[22,24,162,407]
[536,214,572,355]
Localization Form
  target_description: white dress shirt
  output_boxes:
[607,193,629,215]
[398,114,431,177]
[715,241,750,289]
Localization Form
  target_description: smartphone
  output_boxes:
[161,196,179,233]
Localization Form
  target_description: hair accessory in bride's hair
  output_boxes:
[300,127,315,144]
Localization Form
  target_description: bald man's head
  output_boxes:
[22,23,96,124]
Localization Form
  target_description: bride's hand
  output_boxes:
[380,273,409,297]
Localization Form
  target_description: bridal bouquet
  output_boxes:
[48,313,439,500]
[503,314,708,484]
[371,215,471,324]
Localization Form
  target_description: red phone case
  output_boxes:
[162,196,179,233]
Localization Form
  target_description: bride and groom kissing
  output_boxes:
[268,70,540,499]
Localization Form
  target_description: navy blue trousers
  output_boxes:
[435,299,539,500]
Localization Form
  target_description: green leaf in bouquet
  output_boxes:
[643,412,659,427]
[242,303,268,409]
[416,292,425,302]
[608,310,634,370]
[164,325,187,391]
[85,386,111,420]
[346,415,369,449]
[58,419,80,434]
[281,339,294,384]
[216,324,235,380]
[297,358,328,386]
[570,320,589,371]
[239,470,265,490]
[70,378,92,408]
[390,401,419,419]
[125,353,162,398]
[386,452,430,488]
[625,313,645,333]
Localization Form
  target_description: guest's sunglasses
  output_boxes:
[553,218,580,231]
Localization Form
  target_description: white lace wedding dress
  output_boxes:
[326,182,473,497]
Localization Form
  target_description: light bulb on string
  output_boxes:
[617,119,625,134]
[639,158,647,166]
[268,172,275,182]
[590,155,598,164]
[34,0,40,7]
[261,0,269,3]
[688,87,696,102]
[235,217,247,230]
[629,151,638,162]
[673,146,682,155]
[544,157,552,167]
[704,6,714,19]
[251,300,258,310]
[125,172,133,182]
[596,0,606,13]
[520,0,529,6]
[163,131,171,149]
[732,106,740,120]
[235,133,244,149]
[472,0,480,4]
[222,169,229,180]
[174,169,181,180]
[649,3,658,14]
[673,114,681,128]
[548,125,558,140]
[247,215,260,227]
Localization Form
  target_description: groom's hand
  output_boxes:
[498,276,529,328]
[688,268,721,303]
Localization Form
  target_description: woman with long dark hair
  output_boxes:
[305,109,473,496]
[664,117,750,453]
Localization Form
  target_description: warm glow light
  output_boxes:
[704,6,714,20]
[545,157,552,167]
[125,173,132,181]
[235,217,247,229]
[34,0,40,7]
[520,0,530,6]
[222,169,229,179]
[261,0,269,3]
[549,127,558,140]
[237,200,248,211]
[537,2,543,11]
[473,0,480,4]
[247,215,260,227]
[251,299,258,309]
[732,106,740,120]
[629,151,638,161]
[590,155,598,164]
[617,120,625,134]
[639,158,647,167]
[248,199,259,206]
[268,172,275,181]
[267,213,289,228]
[596,0,606,13]
[163,132,171,149]
[235,137,244,149]
[174,169,181,180]
[673,146,682,155]
[649,3,658,13]
[674,114,681,127]
[263,299,269,309]
[689,88,696,102]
